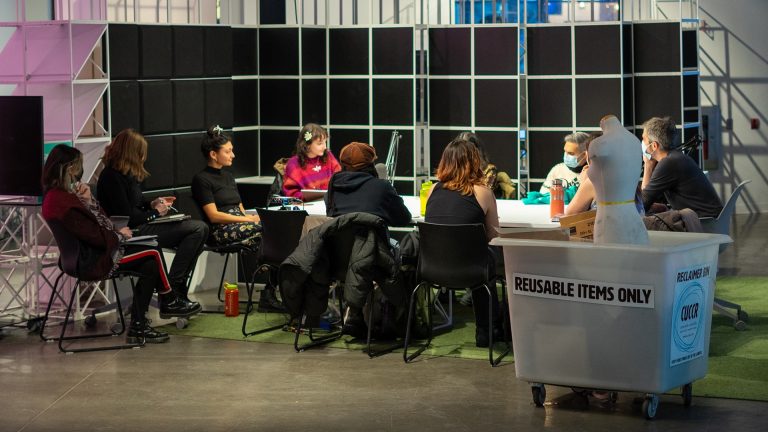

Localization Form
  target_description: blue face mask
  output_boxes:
[563,153,580,168]
[642,142,654,160]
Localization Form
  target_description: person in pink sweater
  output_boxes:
[282,123,341,200]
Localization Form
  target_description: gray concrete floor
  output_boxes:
[1,214,767,432]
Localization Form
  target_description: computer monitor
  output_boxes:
[0,96,44,197]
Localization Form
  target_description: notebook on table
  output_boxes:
[300,189,327,202]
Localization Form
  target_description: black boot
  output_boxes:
[159,292,199,319]
[341,306,368,339]
[173,283,202,312]
[127,319,169,344]
[257,285,287,313]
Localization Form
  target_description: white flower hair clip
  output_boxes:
[213,125,223,136]
[304,131,313,142]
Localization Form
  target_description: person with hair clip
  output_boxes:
[191,126,284,313]
[42,144,180,343]
[282,123,341,200]
[97,128,206,315]
[424,138,503,348]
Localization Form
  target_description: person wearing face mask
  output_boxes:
[640,117,722,218]
[282,123,342,201]
[540,132,590,194]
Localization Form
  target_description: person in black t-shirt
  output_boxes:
[191,126,284,313]
[641,117,723,218]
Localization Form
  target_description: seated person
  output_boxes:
[282,123,341,200]
[540,132,590,194]
[191,126,284,313]
[97,128,207,312]
[424,138,502,348]
[325,141,411,227]
[641,117,723,218]
[42,145,194,344]
[455,132,515,199]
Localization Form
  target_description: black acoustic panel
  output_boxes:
[372,129,414,176]
[373,79,413,126]
[204,26,232,77]
[527,26,571,76]
[233,79,258,127]
[393,180,414,196]
[174,132,206,187]
[232,27,258,75]
[527,79,572,127]
[683,74,699,108]
[173,189,203,220]
[475,79,518,127]
[329,28,369,75]
[260,28,299,75]
[140,80,173,134]
[474,26,517,75]
[575,78,621,128]
[682,30,697,69]
[329,79,369,125]
[429,129,459,172]
[173,26,204,78]
[173,80,205,132]
[684,109,699,124]
[480,131,519,177]
[142,135,174,190]
[109,80,140,135]
[108,24,139,79]
[575,25,621,75]
[633,22,680,73]
[634,75,681,125]
[260,1,286,24]
[327,129,369,153]
[139,26,172,78]
[301,28,326,75]
[230,129,259,178]
[428,79,471,127]
[258,129,295,175]
[372,27,413,75]
[259,79,299,126]
[302,78,327,125]
[205,79,233,129]
[429,28,471,75]
[623,24,632,73]
[623,77,634,127]
[528,131,571,179]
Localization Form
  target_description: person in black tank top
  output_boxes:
[425,138,503,348]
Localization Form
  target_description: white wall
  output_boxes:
[699,0,768,214]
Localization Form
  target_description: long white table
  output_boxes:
[295,196,558,228]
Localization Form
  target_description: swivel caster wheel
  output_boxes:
[110,322,123,334]
[681,383,693,407]
[734,320,747,331]
[84,315,97,328]
[176,318,189,329]
[531,384,546,407]
[642,394,659,419]
[26,317,43,333]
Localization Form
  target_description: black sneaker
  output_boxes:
[159,294,198,319]
[126,320,169,344]
[181,295,202,313]
[257,286,287,313]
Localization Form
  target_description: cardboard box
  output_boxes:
[498,227,571,241]
[559,209,596,239]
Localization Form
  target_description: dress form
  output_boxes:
[587,116,649,245]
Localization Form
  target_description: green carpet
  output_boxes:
[163,276,768,401]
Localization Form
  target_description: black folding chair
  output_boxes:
[403,222,510,367]
[241,208,307,336]
[39,220,144,353]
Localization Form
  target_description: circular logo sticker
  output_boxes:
[672,282,704,351]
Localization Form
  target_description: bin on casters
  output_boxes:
[491,231,731,419]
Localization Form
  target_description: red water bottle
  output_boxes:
[550,179,565,219]
[224,282,239,317]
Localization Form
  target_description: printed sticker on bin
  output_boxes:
[512,272,654,309]
[669,263,712,367]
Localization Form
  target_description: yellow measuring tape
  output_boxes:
[597,199,635,206]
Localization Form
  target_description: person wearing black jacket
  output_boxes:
[97,129,206,316]
[324,142,411,337]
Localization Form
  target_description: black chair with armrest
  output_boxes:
[241,208,306,337]
[39,220,144,353]
[700,180,751,330]
[403,222,510,367]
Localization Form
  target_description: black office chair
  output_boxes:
[403,222,510,367]
[241,208,307,337]
[700,180,751,330]
[39,220,144,353]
